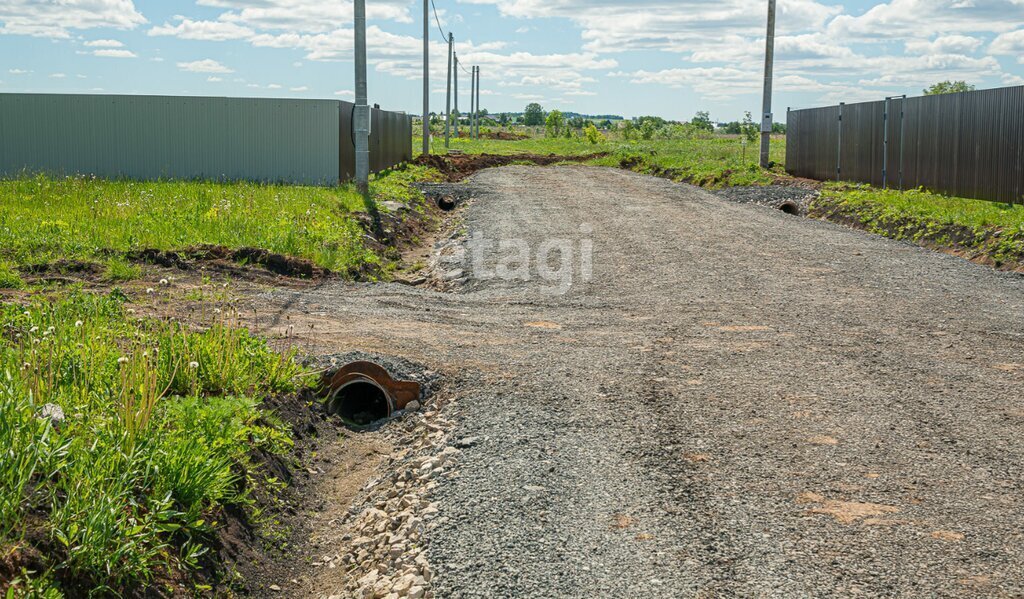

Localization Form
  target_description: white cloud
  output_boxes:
[8,68,30,74]
[334,89,354,96]
[49,72,66,78]
[84,39,124,48]
[290,86,309,91]
[0,0,146,38]
[193,0,413,32]
[827,0,1024,40]
[177,59,234,73]
[267,83,282,89]
[1002,73,1024,85]
[905,34,983,54]
[149,17,254,41]
[93,49,137,58]
[990,29,1024,63]
[207,76,223,82]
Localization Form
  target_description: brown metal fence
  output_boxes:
[339,101,414,181]
[785,85,1024,204]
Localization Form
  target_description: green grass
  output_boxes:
[813,183,1024,265]
[417,131,787,188]
[0,291,304,594]
[0,165,440,276]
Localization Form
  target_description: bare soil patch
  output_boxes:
[413,152,607,182]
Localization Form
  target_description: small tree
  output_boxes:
[621,120,636,141]
[523,103,545,126]
[639,119,658,140]
[584,123,605,144]
[545,109,565,138]
[923,80,975,95]
[691,111,714,133]
[740,111,758,144]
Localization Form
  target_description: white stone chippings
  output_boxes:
[334,394,455,597]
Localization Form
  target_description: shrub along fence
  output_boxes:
[0,93,413,186]
[786,85,1024,204]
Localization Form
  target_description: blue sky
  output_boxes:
[1,0,1022,122]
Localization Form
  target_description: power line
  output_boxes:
[430,0,446,38]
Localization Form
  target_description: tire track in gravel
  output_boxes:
[260,165,1024,598]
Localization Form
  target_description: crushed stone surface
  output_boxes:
[264,165,1024,598]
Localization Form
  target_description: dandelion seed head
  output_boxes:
[29,326,38,333]
[188,361,199,369]
[146,288,154,294]
[75,320,83,327]
[159,279,169,286]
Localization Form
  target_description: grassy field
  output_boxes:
[0,291,304,594]
[418,131,787,188]
[0,163,447,594]
[813,183,1024,267]
[0,165,441,287]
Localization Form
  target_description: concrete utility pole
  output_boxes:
[354,0,370,195]
[475,66,481,139]
[445,33,453,149]
[422,0,430,155]
[469,66,476,140]
[453,53,459,138]
[759,0,776,169]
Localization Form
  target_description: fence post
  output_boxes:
[899,94,906,191]
[883,96,890,189]
[837,102,844,181]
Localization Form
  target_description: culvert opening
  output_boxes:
[436,195,457,211]
[778,201,800,215]
[328,380,392,426]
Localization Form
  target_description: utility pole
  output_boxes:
[445,33,453,149]
[354,0,370,195]
[422,0,429,155]
[759,0,776,169]
[475,66,481,139]
[470,66,476,141]
[453,53,459,138]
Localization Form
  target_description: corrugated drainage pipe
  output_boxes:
[777,200,800,215]
[437,195,457,211]
[324,361,421,427]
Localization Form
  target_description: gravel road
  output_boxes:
[268,166,1024,597]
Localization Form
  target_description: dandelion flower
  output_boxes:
[188,361,199,369]
[75,320,83,327]
[117,356,129,364]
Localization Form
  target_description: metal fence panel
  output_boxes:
[1,93,414,186]
[338,102,412,182]
[786,85,1024,204]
